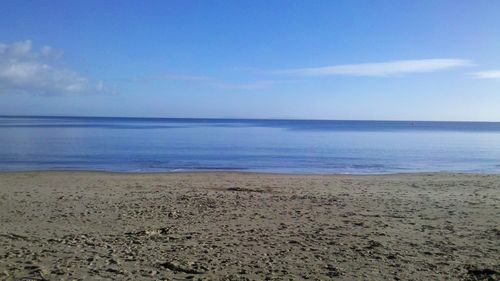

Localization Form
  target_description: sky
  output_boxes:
[0,0,499,121]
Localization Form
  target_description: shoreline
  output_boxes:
[1,172,499,280]
[0,169,498,176]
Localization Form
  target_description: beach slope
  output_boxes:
[0,172,498,280]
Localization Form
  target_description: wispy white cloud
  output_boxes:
[212,80,281,90]
[141,74,214,82]
[126,72,283,90]
[470,70,500,79]
[271,59,473,77]
[0,40,108,95]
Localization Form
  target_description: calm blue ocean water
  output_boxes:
[1,116,500,174]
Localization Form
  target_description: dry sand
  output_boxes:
[0,172,499,280]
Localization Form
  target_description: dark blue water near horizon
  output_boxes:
[1,116,500,174]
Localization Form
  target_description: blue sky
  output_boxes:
[0,0,499,121]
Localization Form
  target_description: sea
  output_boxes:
[1,116,500,174]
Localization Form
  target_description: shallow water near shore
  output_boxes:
[1,116,500,174]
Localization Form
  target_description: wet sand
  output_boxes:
[0,172,499,280]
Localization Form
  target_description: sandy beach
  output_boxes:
[0,172,498,280]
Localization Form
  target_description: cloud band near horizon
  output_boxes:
[271,59,473,77]
[471,70,500,79]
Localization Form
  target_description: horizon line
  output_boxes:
[0,114,499,123]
